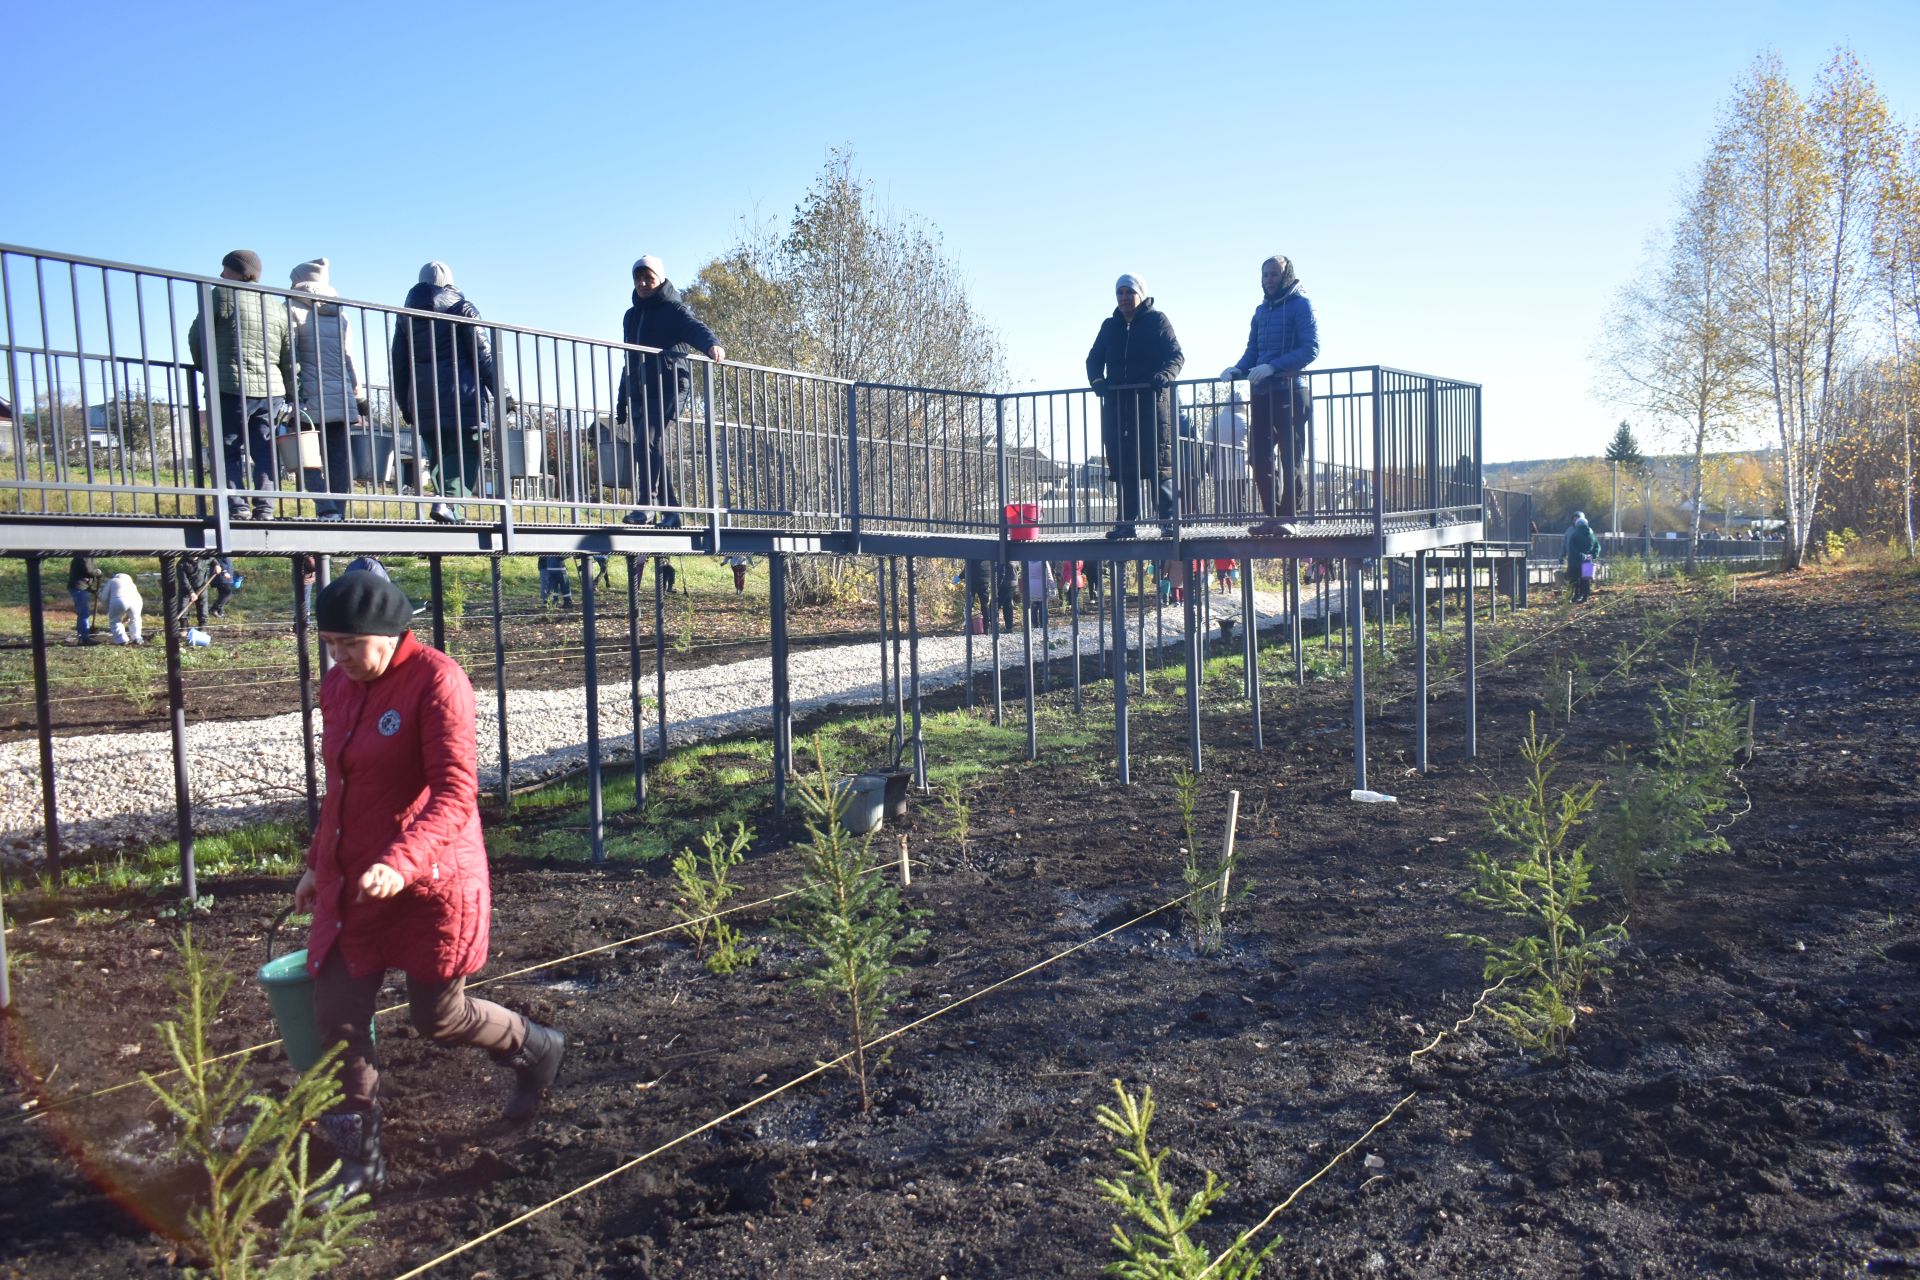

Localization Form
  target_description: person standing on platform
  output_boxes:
[1087,274,1184,539]
[393,262,502,525]
[288,258,366,521]
[189,249,295,521]
[297,572,567,1202]
[616,256,725,528]
[1222,254,1319,538]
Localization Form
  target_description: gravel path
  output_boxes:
[1,585,1331,861]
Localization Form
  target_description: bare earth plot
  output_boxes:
[1,564,1916,1278]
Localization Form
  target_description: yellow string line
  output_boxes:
[3,864,889,1124]
[1407,976,1509,1063]
[387,885,1204,1280]
[1192,1092,1417,1280]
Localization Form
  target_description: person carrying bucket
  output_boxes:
[1565,511,1600,603]
[294,571,566,1202]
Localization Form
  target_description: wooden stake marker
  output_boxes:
[1218,790,1241,911]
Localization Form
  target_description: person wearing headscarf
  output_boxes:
[1221,254,1319,537]
[296,571,566,1202]
[1565,512,1600,602]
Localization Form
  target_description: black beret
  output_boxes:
[316,572,413,636]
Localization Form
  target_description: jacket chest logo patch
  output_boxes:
[378,709,403,736]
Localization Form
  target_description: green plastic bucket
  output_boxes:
[257,944,326,1072]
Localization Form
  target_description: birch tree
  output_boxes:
[1722,50,1893,567]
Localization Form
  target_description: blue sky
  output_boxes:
[3,0,1917,462]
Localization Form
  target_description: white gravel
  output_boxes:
[1,586,1332,862]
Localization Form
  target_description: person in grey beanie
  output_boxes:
[617,255,725,527]
[1086,273,1184,538]
[288,258,367,520]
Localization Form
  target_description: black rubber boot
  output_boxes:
[498,1020,567,1122]
[308,1106,386,1206]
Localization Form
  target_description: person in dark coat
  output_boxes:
[1222,254,1319,537]
[67,555,102,643]
[616,256,725,528]
[392,262,501,525]
[1086,274,1184,539]
[297,572,566,1202]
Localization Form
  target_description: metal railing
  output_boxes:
[2,245,1487,548]
[1530,531,1784,564]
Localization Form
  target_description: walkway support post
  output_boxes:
[1465,542,1479,761]
[1070,565,1083,714]
[158,553,196,902]
[653,557,668,759]
[1350,558,1368,793]
[315,556,332,678]
[1290,558,1304,685]
[626,554,646,808]
[490,558,511,808]
[1243,558,1263,750]
[770,553,792,819]
[907,556,926,789]
[293,555,320,834]
[1021,562,1037,761]
[1415,549,1429,774]
[580,555,605,865]
[1184,562,1202,775]
[1111,558,1131,785]
[428,555,446,651]
[25,557,62,885]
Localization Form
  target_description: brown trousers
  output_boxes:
[312,949,526,1108]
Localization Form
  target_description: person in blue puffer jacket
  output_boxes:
[616,255,725,528]
[1221,254,1320,537]
[392,263,502,525]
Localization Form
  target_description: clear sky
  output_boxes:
[3,0,1917,462]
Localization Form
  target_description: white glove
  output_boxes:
[1220,367,1242,381]
[1249,363,1276,385]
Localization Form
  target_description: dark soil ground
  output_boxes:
[3,562,1918,1278]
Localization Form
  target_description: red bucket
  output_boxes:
[1005,502,1040,542]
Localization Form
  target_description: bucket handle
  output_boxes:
[265,904,299,967]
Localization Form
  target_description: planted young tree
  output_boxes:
[779,745,930,1113]
[937,777,971,859]
[671,820,758,975]
[1173,772,1241,957]
[141,929,371,1279]
[1451,719,1629,1056]
[1595,648,1746,901]
[1094,1080,1278,1279]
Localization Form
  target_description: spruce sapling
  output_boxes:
[1450,718,1628,1056]
[1094,1080,1278,1279]
[141,928,371,1279]
[670,820,758,974]
[779,743,930,1113]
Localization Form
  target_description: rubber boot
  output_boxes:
[308,1105,386,1206]
[498,1019,567,1122]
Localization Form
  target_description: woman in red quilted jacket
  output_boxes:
[294,571,565,1201]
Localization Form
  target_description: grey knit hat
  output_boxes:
[1115,273,1145,295]
[632,254,666,278]
[419,261,454,286]
[222,249,262,281]
[289,258,333,293]
[316,572,413,636]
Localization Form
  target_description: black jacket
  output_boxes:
[68,556,101,593]
[392,283,497,434]
[1085,301,1183,479]
[616,281,717,431]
